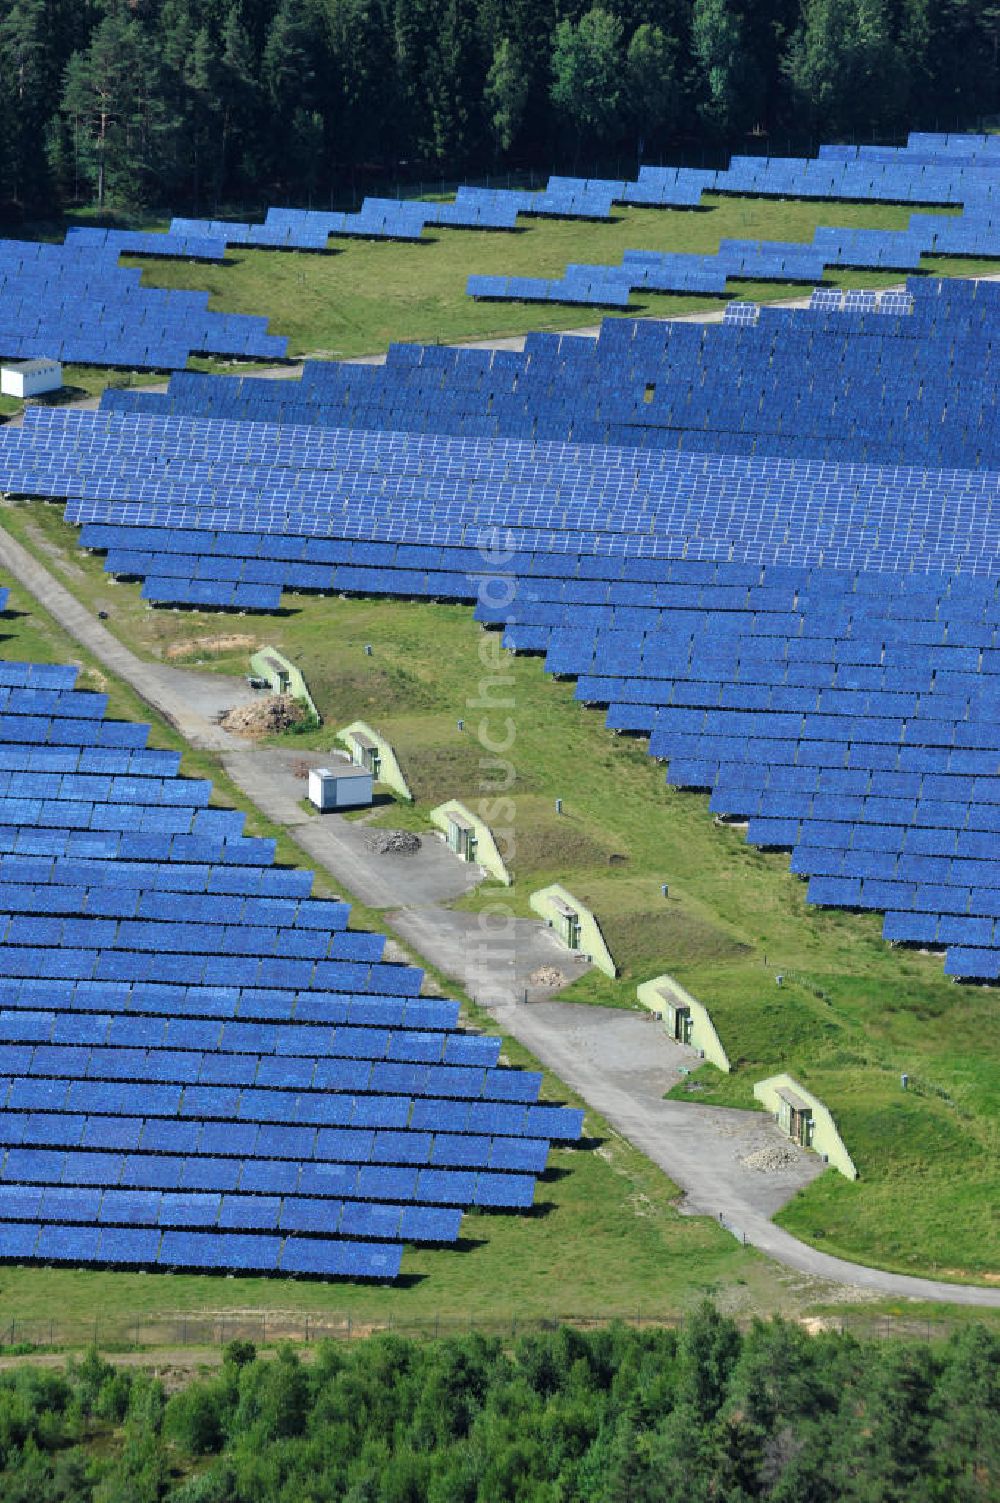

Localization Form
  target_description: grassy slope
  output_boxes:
[3,507,997,1287]
[112,195,961,359]
[1,562,798,1336]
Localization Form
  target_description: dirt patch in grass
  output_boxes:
[165,633,258,661]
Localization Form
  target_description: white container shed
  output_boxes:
[0,359,62,398]
[308,763,373,811]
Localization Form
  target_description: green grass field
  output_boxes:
[112,194,968,360]
[3,504,998,1289]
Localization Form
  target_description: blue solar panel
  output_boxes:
[4,137,1000,1289]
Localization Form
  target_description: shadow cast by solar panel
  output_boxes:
[533,1164,574,1184]
[463,1200,558,1220]
[569,1134,605,1155]
[437,1234,489,1254]
[146,601,301,619]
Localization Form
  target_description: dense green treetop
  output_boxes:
[0,1309,995,1500]
[0,0,995,213]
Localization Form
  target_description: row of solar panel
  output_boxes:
[0,1222,402,1276]
[0,1148,538,1207]
[0,776,210,810]
[0,1086,573,1141]
[0,1010,496,1064]
[0,877,347,930]
[495,600,1000,642]
[140,578,281,610]
[29,387,1000,484]
[0,802,239,836]
[73,522,1000,605]
[44,489,1000,589]
[0,1107,552,1170]
[0,914,382,963]
[0,982,455,1037]
[31,401,996,489]
[465,208,992,304]
[0,1060,548,1118]
[0,1184,458,1241]
[648,733,997,780]
[96,371,1000,469]
[0,945,422,994]
[158,136,1000,259]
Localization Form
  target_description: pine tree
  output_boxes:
[60,7,153,209]
[0,0,53,205]
[218,4,261,198]
[323,0,395,171]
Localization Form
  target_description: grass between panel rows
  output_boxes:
[2,508,997,1289]
[112,194,970,360]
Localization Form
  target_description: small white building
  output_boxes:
[0,359,63,399]
[308,763,373,812]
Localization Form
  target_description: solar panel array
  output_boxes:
[0,238,285,370]
[63,227,227,263]
[157,132,1000,262]
[102,275,1000,470]
[0,649,584,1275]
[4,136,999,993]
[466,131,1000,307]
[2,284,1000,985]
[467,218,976,308]
[12,131,986,375]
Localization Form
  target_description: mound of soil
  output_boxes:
[364,829,422,856]
[220,694,306,738]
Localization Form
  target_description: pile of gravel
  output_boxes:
[528,965,569,989]
[364,829,422,856]
[738,1143,801,1173]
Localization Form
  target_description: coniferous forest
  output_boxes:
[0,0,997,216]
[0,1310,997,1501]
